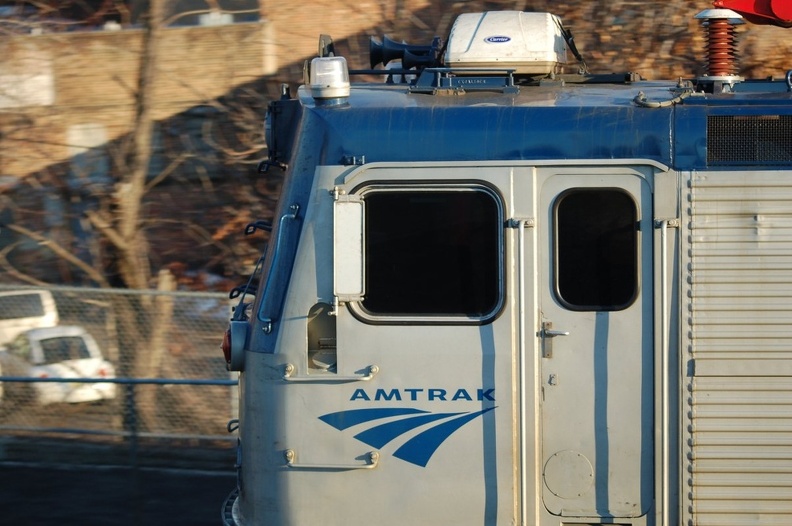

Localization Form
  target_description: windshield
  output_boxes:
[39,336,92,363]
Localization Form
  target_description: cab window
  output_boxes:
[361,187,502,320]
[555,189,637,310]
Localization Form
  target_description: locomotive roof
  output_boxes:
[296,79,674,167]
[302,78,672,109]
[293,75,792,171]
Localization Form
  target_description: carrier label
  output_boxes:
[484,35,511,43]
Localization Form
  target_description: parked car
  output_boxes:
[0,325,116,405]
[0,289,59,345]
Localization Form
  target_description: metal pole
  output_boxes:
[124,383,138,468]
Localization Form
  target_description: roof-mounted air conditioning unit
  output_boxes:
[444,11,568,75]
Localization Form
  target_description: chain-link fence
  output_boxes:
[0,285,238,467]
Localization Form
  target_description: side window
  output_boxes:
[0,294,45,320]
[555,189,637,311]
[361,187,502,320]
[8,334,32,360]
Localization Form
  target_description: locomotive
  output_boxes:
[220,2,792,525]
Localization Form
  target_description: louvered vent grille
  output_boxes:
[707,115,792,165]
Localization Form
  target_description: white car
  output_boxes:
[0,325,116,405]
[0,289,59,345]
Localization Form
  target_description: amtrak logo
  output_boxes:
[319,406,496,467]
[484,35,511,43]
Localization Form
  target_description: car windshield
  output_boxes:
[40,336,91,363]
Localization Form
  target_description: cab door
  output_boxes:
[537,169,654,519]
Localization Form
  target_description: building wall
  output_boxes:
[0,0,436,179]
[2,0,792,180]
[1,22,268,177]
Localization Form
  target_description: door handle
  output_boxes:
[540,322,568,358]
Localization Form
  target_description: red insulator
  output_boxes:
[704,18,739,76]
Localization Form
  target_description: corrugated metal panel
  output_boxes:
[686,171,792,525]
[689,172,792,375]
[688,378,792,525]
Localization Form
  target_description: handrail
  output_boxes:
[284,449,379,470]
[518,218,529,526]
[257,204,301,332]
[0,376,237,385]
[0,375,239,466]
[657,217,678,526]
[508,216,533,526]
[281,364,378,383]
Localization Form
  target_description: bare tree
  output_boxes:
[88,0,161,291]
[0,0,273,431]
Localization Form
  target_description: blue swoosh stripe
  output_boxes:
[393,407,496,467]
[353,412,463,449]
[319,408,428,430]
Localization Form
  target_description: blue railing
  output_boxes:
[0,376,239,466]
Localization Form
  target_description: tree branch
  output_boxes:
[84,209,128,251]
[0,241,51,286]
[3,224,111,287]
[144,151,192,192]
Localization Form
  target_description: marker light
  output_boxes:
[222,328,232,365]
[222,321,248,371]
[309,56,350,100]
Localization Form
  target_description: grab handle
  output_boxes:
[284,449,379,470]
[282,363,379,382]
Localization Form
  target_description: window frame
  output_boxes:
[552,187,640,312]
[346,182,506,325]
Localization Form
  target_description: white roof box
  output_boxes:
[444,11,568,75]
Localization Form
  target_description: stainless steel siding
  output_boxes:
[685,171,792,525]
